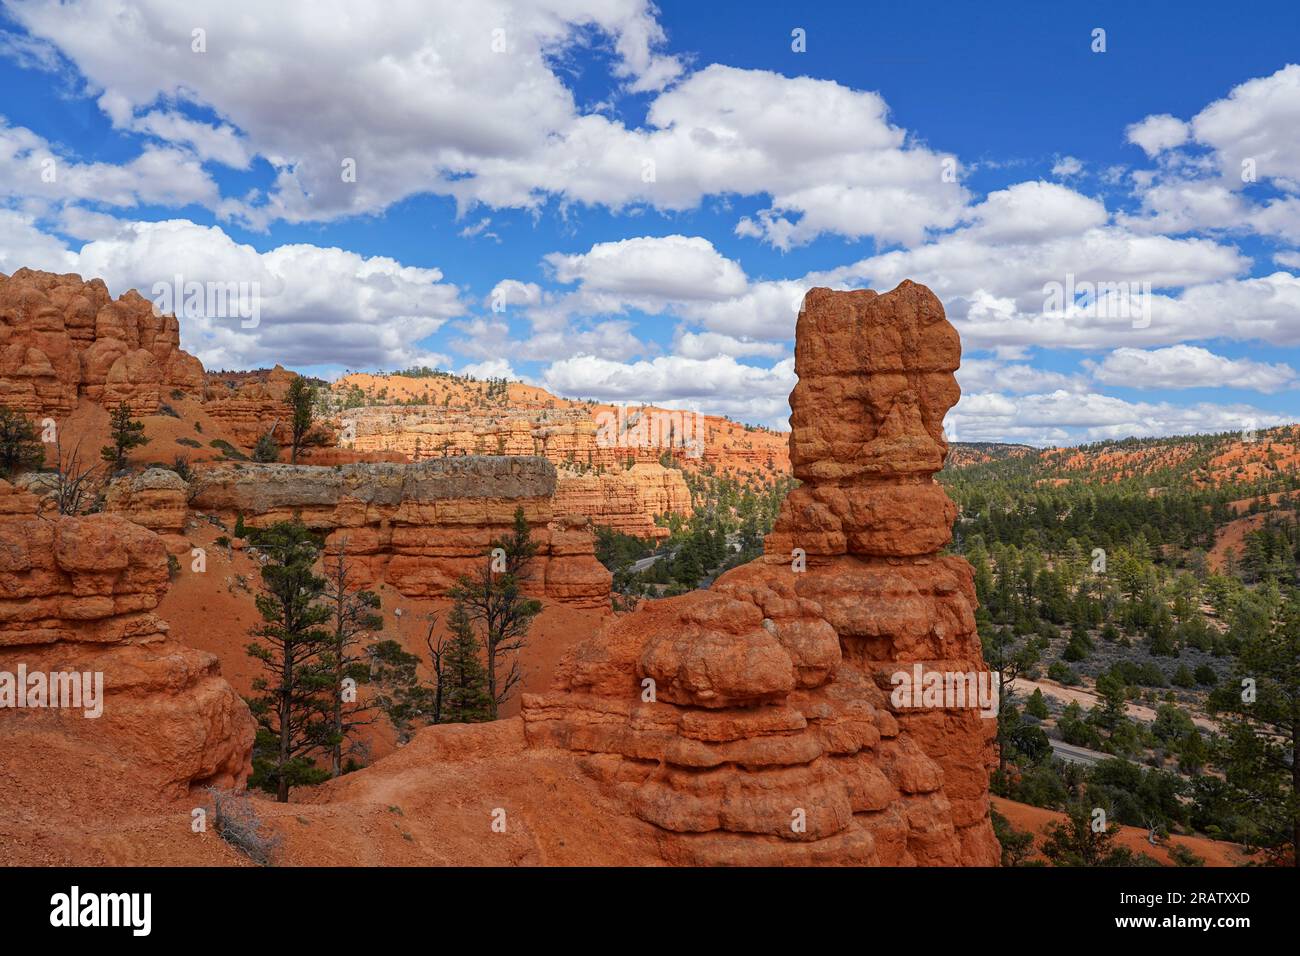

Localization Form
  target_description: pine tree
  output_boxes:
[367,638,434,743]
[1041,800,1131,866]
[1094,671,1128,730]
[288,375,316,464]
[446,505,541,716]
[439,600,493,723]
[1025,687,1049,719]
[991,808,1035,866]
[1208,590,1300,865]
[0,406,44,478]
[245,521,333,801]
[981,626,1039,779]
[1178,729,1208,775]
[253,431,280,462]
[100,401,149,471]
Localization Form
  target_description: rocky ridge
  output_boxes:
[552,463,692,540]
[181,456,612,608]
[339,397,789,484]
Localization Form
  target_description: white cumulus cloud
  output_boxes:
[1088,345,1297,392]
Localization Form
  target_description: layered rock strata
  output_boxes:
[187,457,612,608]
[342,403,788,481]
[553,463,692,541]
[521,282,999,865]
[201,365,309,449]
[103,467,190,534]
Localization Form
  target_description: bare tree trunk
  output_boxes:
[331,559,344,778]
[482,562,498,716]
[278,637,292,803]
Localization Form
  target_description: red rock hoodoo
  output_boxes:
[0,479,254,798]
[0,268,204,416]
[521,282,998,865]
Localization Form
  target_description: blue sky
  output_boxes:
[0,0,1297,442]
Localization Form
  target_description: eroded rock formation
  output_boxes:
[202,365,306,448]
[187,457,612,608]
[553,463,692,541]
[0,479,253,797]
[341,401,788,483]
[521,282,998,865]
[0,269,204,416]
[103,467,190,534]
[0,274,996,868]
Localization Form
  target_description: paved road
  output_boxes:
[629,534,742,575]
[1049,739,1115,766]
[629,553,662,573]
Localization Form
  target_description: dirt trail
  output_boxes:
[1012,677,1219,732]
[993,797,1248,867]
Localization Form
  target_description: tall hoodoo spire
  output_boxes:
[522,281,998,866]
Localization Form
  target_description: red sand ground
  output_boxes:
[159,520,612,764]
[1208,489,1299,572]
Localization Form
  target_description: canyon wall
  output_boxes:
[200,365,298,447]
[0,269,730,541]
[1,275,999,867]
[185,457,612,608]
[342,402,787,483]
[553,463,692,540]
[0,269,204,416]
[102,467,191,534]
[520,282,998,865]
[0,478,253,797]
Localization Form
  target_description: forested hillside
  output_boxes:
[937,426,1300,865]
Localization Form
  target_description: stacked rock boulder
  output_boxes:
[103,467,191,534]
[0,268,204,416]
[0,479,254,797]
[522,281,998,865]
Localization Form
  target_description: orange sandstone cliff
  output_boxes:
[516,282,997,864]
[0,279,996,868]
[552,463,692,540]
[181,457,612,608]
